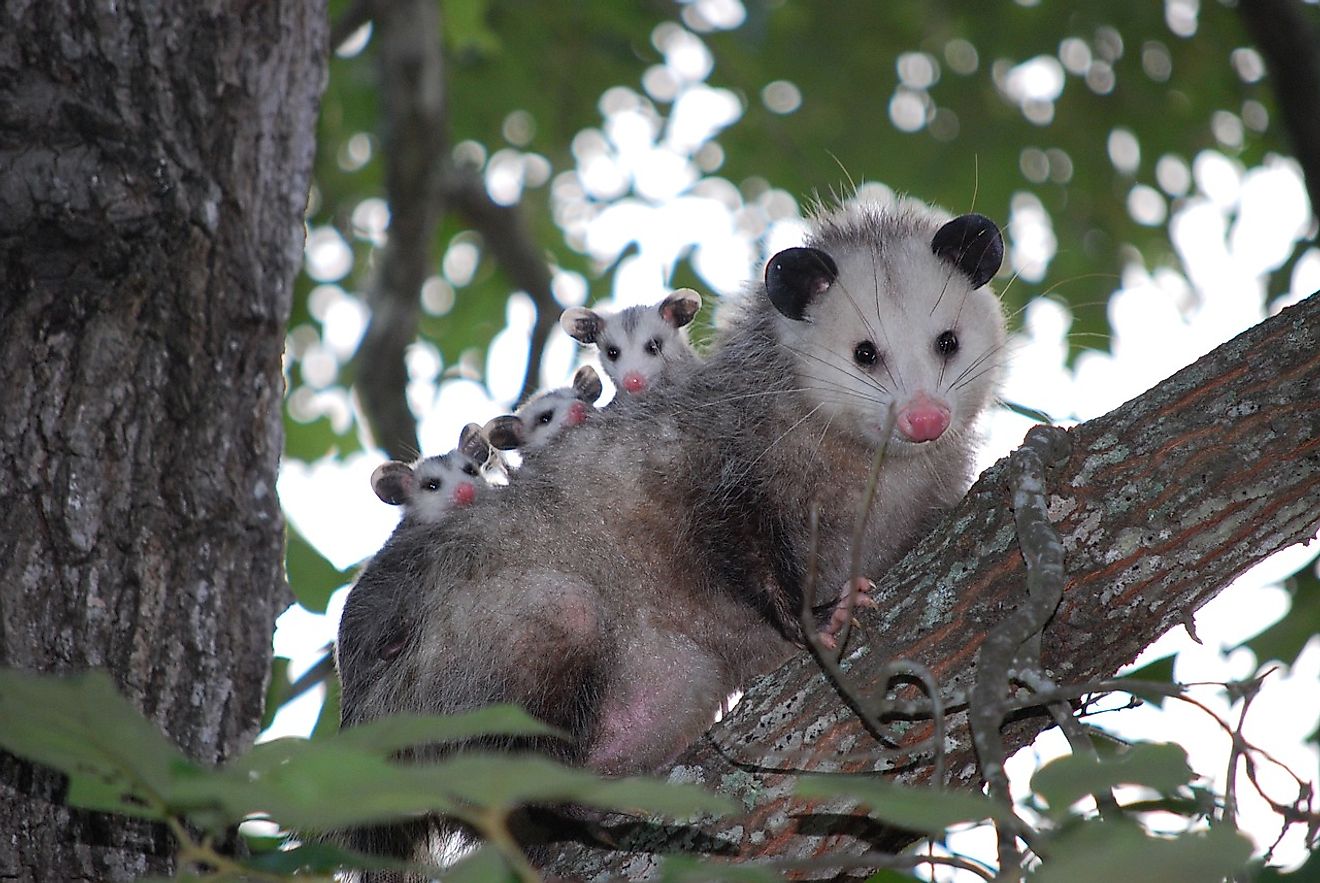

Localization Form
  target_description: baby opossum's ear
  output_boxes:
[483,415,526,451]
[572,365,603,402]
[371,461,415,506]
[765,247,838,321]
[931,213,1003,289]
[560,308,604,344]
[458,422,492,462]
[658,288,702,328]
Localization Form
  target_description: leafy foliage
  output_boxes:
[0,669,730,879]
[796,774,1018,835]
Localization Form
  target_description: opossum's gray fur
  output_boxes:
[335,196,1006,873]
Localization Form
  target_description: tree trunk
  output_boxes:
[544,291,1320,879]
[0,3,326,880]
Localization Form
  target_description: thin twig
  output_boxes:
[839,408,897,653]
[969,424,1070,879]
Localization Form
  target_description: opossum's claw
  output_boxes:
[817,577,875,648]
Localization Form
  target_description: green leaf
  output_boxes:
[1031,820,1253,882]
[1031,742,1194,819]
[261,656,293,731]
[0,669,195,820]
[865,873,919,883]
[424,754,735,819]
[326,705,562,754]
[442,844,519,883]
[312,672,342,739]
[182,744,465,831]
[794,775,1015,835]
[1119,654,1176,707]
[285,523,350,613]
[443,0,500,55]
[242,840,417,875]
[1240,553,1320,667]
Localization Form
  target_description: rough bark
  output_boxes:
[544,291,1320,879]
[0,2,326,880]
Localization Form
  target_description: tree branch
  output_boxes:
[443,166,561,405]
[351,0,447,460]
[1239,0,1320,231]
[543,291,1320,878]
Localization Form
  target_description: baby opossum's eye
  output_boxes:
[462,464,479,477]
[605,345,620,361]
[536,409,554,425]
[936,331,959,357]
[422,479,442,492]
[853,341,879,368]
[645,337,662,356]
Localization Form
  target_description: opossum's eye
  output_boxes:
[422,479,442,492]
[853,341,879,368]
[536,409,554,425]
[462,463,479,477]
[936,331,959,357]
[645,338,662,356]
[605,345,620,361]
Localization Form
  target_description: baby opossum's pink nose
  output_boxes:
[622,372,647,394]
[897,397,951,442]
[452,482,477,506]
[566,401,588,426]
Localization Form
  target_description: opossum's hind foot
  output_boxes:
[817,577,876,650]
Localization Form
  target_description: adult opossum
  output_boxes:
[336,196,1006,869]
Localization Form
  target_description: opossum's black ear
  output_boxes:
[932,214,1003,289]
[765,247,838,321]
[572,365,603,402]
[371,461,415,506]
[560,308,603,344]
[458,422,492,462]
[658,288,702,328]
[483,415,526,451]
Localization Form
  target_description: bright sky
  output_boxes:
[272,7,1319,877]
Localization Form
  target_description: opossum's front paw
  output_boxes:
[817,577,876,650]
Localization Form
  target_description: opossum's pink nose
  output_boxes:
[452,482,477,506]
[622,372,647,394]
[565,401,588,426]
[897,397,951,442]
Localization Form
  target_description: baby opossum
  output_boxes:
[560,288,702,396]
[370,423,493,524]
[337,197,1006,870]
[483,365,604,454]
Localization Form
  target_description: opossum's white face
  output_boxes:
[515,388,593,450]
[405,454,483,521]
[561,289,702,397]
[767,206,1006,454]
[484,365,603,453]
[371,425,492,522]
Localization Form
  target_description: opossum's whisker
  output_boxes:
[742,403,826,473]
[865,249,904,392]
[829,273,886,360]
[929,263,960,317]
[945,341,1010,392]
[784,342,893,397]
[949,359,1005,394]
